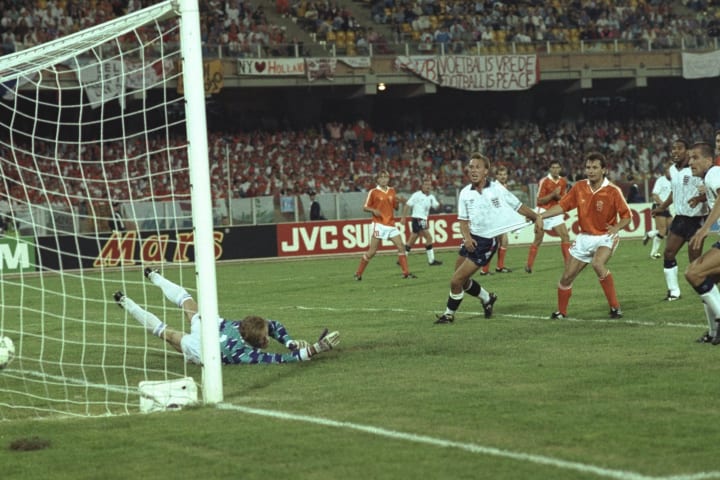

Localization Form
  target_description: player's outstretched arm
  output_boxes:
[308,329,340,356]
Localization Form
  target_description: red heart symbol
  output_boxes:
[255,61,266,72]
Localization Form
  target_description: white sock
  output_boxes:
[150,271,192,307]
[122,296,166,337]
[664,266,680,297]
[647,229,658,238]
[703,302,718,336]
[651,236,662,256]
[426,246,435,264]
[478,287,490,304]
[701,285,720,335]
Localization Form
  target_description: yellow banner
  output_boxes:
[177,59,224,95]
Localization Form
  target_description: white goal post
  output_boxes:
[0,0,223,420]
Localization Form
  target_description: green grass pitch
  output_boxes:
[1,238,719,480]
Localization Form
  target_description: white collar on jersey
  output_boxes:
[586,177,610,191]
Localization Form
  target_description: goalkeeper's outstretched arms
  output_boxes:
[230,318,340,364]
[119,269,341,365]
[115,294,342,365]
[267,318,310,351]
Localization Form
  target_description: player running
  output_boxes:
[401,176,443,266]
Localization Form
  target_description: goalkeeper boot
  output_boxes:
[144,267,159,279]
[482,293,497,318]
[113,291,126,309]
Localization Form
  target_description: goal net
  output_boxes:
[0,0,223,420]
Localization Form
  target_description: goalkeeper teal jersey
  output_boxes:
[219,319,304,364]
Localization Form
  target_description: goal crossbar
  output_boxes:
[0,0,176,84]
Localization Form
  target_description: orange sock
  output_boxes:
[561,242,571,263]
[356,255,369,277]
[482,264,489,274]
[497,247,507,269]
[527,244,538,268]
[557,284,572,315]
[398,254,409,275]
[599,272,619,308]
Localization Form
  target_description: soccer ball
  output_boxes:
[0,336,15,369]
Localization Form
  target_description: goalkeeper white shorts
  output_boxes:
[180,314,203,365]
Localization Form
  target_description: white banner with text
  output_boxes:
[394,54,539,91]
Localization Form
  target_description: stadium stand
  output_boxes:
[1,0,719,56]
[1,118,716,209]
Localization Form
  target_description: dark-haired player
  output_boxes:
[541,152,631,319]
[525,160,571,273]
[401,177,443,266]
[684,142,720,343]
[434,153,542,324]
[652,138,708,301]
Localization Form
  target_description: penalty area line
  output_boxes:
[284,305,702,329]
[216,403,719,480]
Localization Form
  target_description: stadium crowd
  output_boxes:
[369,0,720,52]
[0,0,297,58]
[2,0,720,57]
[1,116,717,209]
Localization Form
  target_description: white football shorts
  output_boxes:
[372,222,402,240]
[569,233,619,263]
[537,207,567,231]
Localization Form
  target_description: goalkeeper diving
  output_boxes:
[113,268,340,364]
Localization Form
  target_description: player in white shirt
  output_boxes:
[684,143,720,344]
[652,138,708,301]
[481,165,513,274]
[434,153,542,324]
[401,177,443,266]
[643,161,672,258]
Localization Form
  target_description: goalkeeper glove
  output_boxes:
[285,339,309,351]
[312,330,340,355]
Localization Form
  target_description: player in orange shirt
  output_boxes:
[540,152,632,319]
[525,160,571,273]
[354,170,416,280]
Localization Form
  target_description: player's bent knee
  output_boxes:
[691,277,715,295]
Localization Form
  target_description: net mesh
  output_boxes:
[0,0,202,420]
